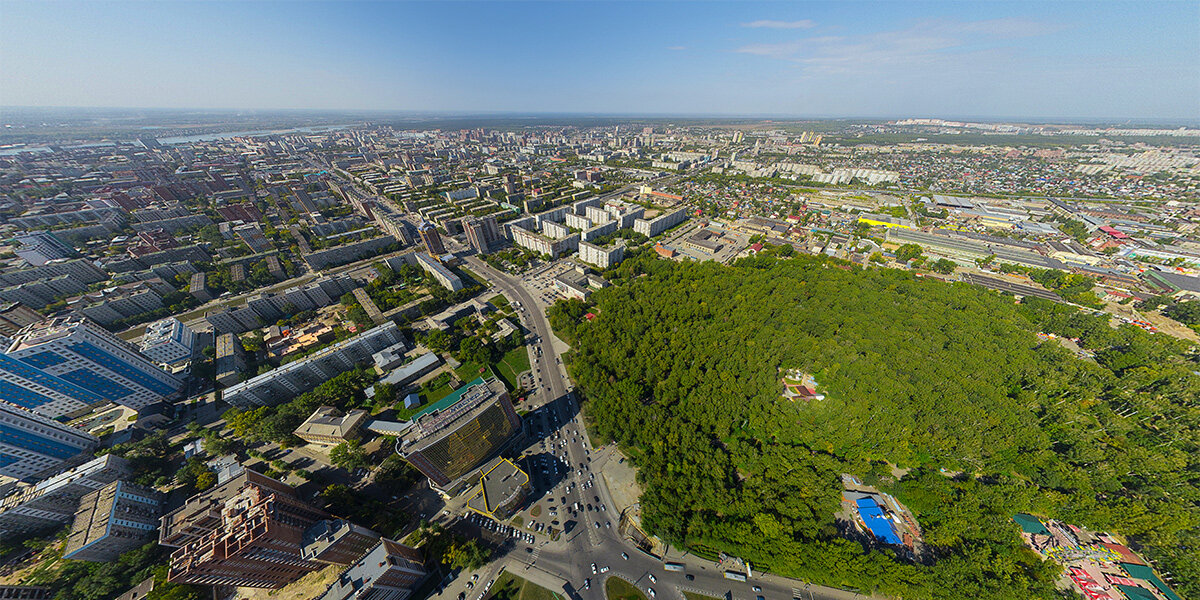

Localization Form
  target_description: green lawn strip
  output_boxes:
[604,577,648,600]
[493,347,530,392]
[487,571,560,600]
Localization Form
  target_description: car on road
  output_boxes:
[752,587,762,593]
[648,574,656,583]
[685,575,694,581]
[647,589,656,598]
[599,566,609,573]
[591,563,597,574]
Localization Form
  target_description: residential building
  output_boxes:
[510,226,579,259]
[633,208,687,238]
[317,539,428,600]
[0,303,42,337]
[0,259,107,288]
[164,473,331,588]
[0,274,90,308]
[300,519,381,565]
[0,455,128,533]
[0,401,98,482]
[398,377,522,494]
[464,216,502,254]
[233,223,273,253]
[221,322,405,408]
[414,253,463,292]
[188,272,211,302]
[293,407,369,446]
[12,233,77,266]
[2,317,183,416]
[303,236,397,270]
[417,221,445,256]
[63,480,162,562]
[577,241,625,269]
[216,203,262,224]
[139,318,195,365]
[214,333,247,388]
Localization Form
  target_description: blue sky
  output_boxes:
[1,1,1197,119]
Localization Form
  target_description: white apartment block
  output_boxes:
[633,208,688,238]
[139,317,196,365]
[577,241,625,269]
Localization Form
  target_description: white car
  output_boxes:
[591,563,597,574]
[647,589,656,598]
[649,574,657,583]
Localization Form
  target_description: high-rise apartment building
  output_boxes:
[300,519,381,565]
[417,221,445,256]
[139,318,196,365]
[0,455,128,532]
[12,233,77,266]
[463,216,501,254]
[163,471,332,588]
[0,401,98,482]
[317,539,428,600]
[63,480,162,562]
[1,317,183,417]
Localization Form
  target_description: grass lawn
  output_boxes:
[419,382,454,406]
[604,577,648,600]
[487,571,561,600]
[458,266,485,287]
[489,294,510,308]
[456,360,499,384]
[494,347,531,391]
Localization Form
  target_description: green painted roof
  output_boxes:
[1114,584,1157,600]
[1119,563,1182,600]
[411,376,486,420]
[1012,513,1050,536]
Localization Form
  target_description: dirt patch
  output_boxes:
[600,451,641,519]
[233,563,342,600]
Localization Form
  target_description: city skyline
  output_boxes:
[1,1,1197,120]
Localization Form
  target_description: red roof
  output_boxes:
[1099,225,1129,239]
[750,243,764,252]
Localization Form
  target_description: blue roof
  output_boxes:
[855,497,902,545]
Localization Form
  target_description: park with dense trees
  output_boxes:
[549,253,1199,600]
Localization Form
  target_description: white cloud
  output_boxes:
[735,18,1061,75]
[742,19,816,30]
